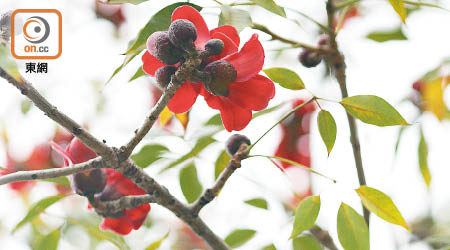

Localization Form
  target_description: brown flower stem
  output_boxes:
[0,157,104,185]
[190,144,248,215]
[324,0,370,226]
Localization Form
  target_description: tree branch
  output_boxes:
[324,0,370,226]
[89,194,156,218]
[0,157,104,185]
[310,225,339,250]
[191,144,248,215]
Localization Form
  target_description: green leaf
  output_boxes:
[219,5,252,32]
[317,110,337,155]
[35,229,60,250]
[215,150,231,180]
[403,1,450,12]
[13,195,67,233]
[129,66,146,82]
[263,67,305,90]
[126,3,201,55]
[244,198,268,210]
[0,42,22,83]
[261,243,277,250]
[66,217,130,250]
[340,95,408,126]
[161,136,216,172]
[292,235,322,250]
[394,125,407,154]
[108,0,148,4]
[205,114,223,127]
[251,0,286,17]
[179,163,203,204]
[337,203,370,250]
[418,129,431,187]
[356,186,410,231]
[145,232,169,250]
[252,102,285,119]
[224,229,256,248]
[39,177,71,187]
[366,27,407,43]
[291,196,321,239]
[21,100,32,114]
[131,144,169,168]
[388,0,407,23]
[107,42,139,84]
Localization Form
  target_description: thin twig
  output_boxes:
[90,194,156,218]
[325,0,370,226]
[191,144,248,215]
[0,157,104,185]
[310,225,339,250]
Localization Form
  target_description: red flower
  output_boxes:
[94,1,125,30]
[142,5,275,131]
[53,138,150,235]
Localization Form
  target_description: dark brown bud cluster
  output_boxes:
[226,134,251,156]
[298,34,329,68]
[72,169,107,196]
[146,19,235,97]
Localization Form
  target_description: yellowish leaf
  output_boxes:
[422,77,446,121]
[388,0,407,23]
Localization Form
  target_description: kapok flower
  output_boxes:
[142,5,275,131]
[53,138,150,235]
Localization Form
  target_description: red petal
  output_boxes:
[167,82,201,114]
[100,218,133,235]
[210,32,238,60]
[125,204,150,229]
[223,34,265,82]
[142,51,166,77]
[210,25,240,47]
[172,6,210,48]
[227,75,275,111]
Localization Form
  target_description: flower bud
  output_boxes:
[155,65,177,89]
[202,60,237,96]
[168,19,197,51]
[298,50,322,68]
[412,81,423,93]
[146,31,184,65]
[205,39,224,56]
[226,134,251,156]
[317,34,329,47]
[72,169,107,196]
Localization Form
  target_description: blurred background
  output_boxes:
[0,0,449,249]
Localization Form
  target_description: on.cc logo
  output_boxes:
[22,16,50,44]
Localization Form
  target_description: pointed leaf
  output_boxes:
[39,177,71,187]
[317,110,337,155]
[215,150,231,180]
[0,42,22,83]
[366,27,407,43]
[145,232,169,250]
[251,0,286,17]
[219,5,252,32]
[418,129,431,187]
[131,144,169,168]
[293,235,322,250]
[356,186,410,231]
[225,229,256,248]
[388,0,407,23]
[35,229,60,250]
[13,195,67,233]
[262,243,277,250]
[179,163,203,204]
[291,196,321,239]
[129,66,146,82]
[263,67,305,90]
[244,198,268,210]
[337,203,370,250]
[205,114,222,127]
[340,95,408,126]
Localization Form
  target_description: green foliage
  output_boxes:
[13,195,67,233]
[261,243,277,250]
[0,42,22,83]
[317,110,337,155]
[39,177,71,187]
[215,150,230,180]
[388,0,407,23]
[263,67,305,90]
[35,229,60,250]
[418,129,431,187]
[366,27,407,42]
[224,229,256,248]
[21,100,32,114]
[291,196,321,239]
[244,198,268,210]
[292,235,322,250]
[131,144,169,168]
[144,232,169,250]
[161,135,216,172]
[219,5,253,32]
[337,203,370,250]
[179,163,203,204]
[129,66,146,82]
[340,95,408,126]
[251,0,286,17]
[356,186,410,231]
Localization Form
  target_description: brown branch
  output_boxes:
[310,225,339,250]
[324,0,370,226]
[89,194,156,218]
[190,144,248,215]
[0,157,104,185]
